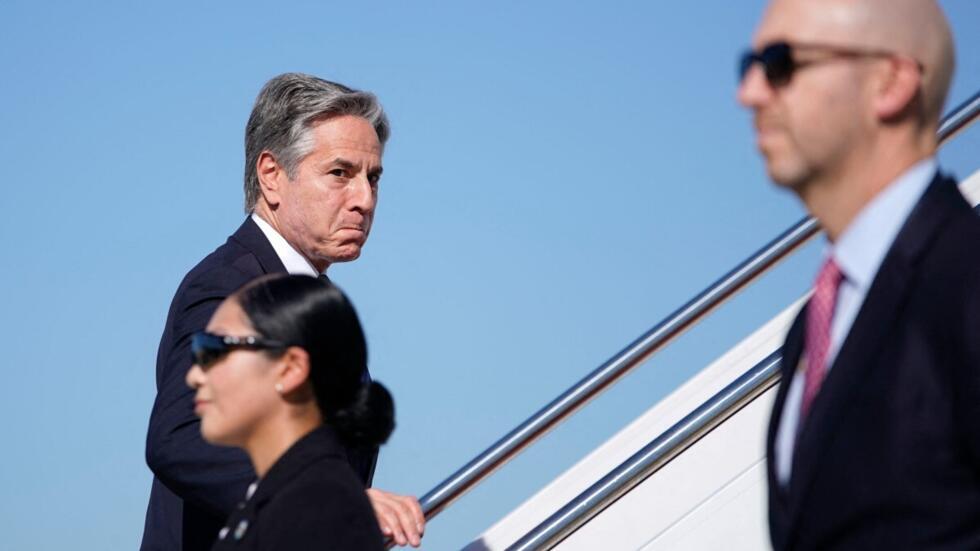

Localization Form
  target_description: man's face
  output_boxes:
[737,0,873,192]
[274,115,383,270]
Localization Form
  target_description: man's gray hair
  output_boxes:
[243,73,390,211]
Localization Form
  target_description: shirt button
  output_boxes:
[234,519,249,540]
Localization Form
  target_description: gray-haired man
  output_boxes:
[142,73,424,550]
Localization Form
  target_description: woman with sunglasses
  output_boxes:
[186,274,393,550]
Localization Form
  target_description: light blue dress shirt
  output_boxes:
[774,158,938,485]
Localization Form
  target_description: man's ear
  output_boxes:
[873,57,923,122]
[275,346,313,397]
[256,151,287,208]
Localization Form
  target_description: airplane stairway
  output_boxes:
[404,90,980,551]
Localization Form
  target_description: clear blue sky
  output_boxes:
[1,1,978,549]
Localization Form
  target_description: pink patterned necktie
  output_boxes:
[800,257,844,419]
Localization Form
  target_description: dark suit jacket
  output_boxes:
[210,425,384,551]
[142,218,378,551]
[766,173,980,550]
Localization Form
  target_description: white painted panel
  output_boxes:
[642,461,768,551]
[961,168,980,205]
[559,389,774,551]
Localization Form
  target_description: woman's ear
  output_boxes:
[275,346,312,396]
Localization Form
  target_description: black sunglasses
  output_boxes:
[191,331,287,368]
[739,41,899,88]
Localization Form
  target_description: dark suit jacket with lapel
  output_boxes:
[141,218,378,551]
[766,173,980,550]
[211,425,384,551]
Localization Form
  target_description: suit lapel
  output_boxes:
[784,173,957,537]
[766,308,807,549]
[229,217,287,275]
[768,308,806,495]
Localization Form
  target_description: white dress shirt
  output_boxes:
[251,213,323,277]
[774,158,938,485]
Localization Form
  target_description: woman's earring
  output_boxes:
[275,383,284,394]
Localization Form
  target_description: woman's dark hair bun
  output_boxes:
[326,381,395,448]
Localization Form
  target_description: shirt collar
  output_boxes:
[831,157,937,290]
[250,213,323,277]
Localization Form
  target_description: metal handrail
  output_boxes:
[508,350,783,551]
[419,217,817,518]
[938,90,980,143]
[505,89,980,549]
[416,89,980,525]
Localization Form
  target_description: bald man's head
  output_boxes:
[756,0,954,124]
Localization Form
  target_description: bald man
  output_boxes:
[738,1,980,549]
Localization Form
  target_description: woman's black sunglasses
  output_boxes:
[739,41,900,88]
[191,332,286,368]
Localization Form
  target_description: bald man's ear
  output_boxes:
[256,151,287,208]
[873,57,924,122]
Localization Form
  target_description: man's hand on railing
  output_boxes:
[367,488,425,547]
